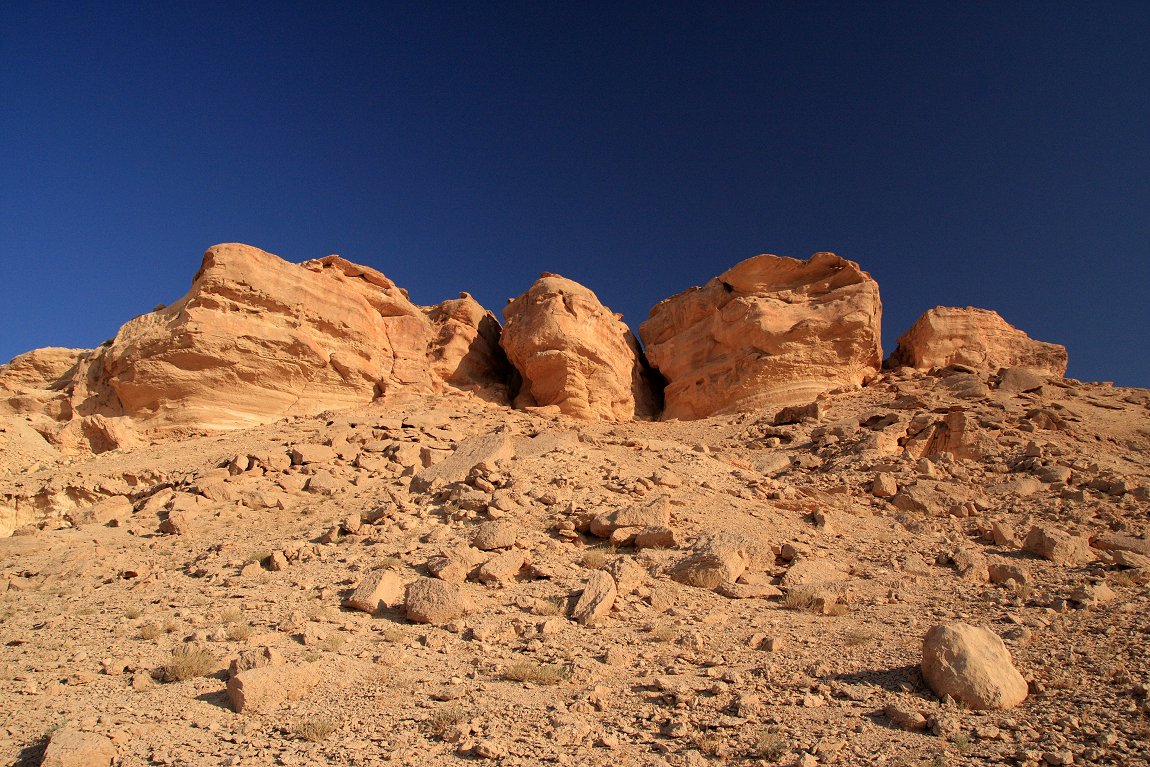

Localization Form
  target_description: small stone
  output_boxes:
[472,520,520,551]
[570,571,617,626]
[344,569,404,614]
[405,578,473,624]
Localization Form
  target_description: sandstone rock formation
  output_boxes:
[0,244,510,452]
[500,274,659,421]
[887,306,1068,375]
[640,252,882,420]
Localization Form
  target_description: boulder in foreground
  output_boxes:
[921,622,1028,710]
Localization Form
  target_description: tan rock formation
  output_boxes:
[888,306,1067,375]
[500,274,659,421]
[640,252,882,420]
[1,244,510,451]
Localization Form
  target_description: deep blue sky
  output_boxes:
[3,2,1148,386]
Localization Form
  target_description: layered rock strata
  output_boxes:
[639,252,882,420]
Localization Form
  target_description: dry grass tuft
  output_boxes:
[139,619,179,640]
[226,622,254,641]
[579,549,611,570]
[428,705,470,736]
[219,607,244,623]
[292,716,340,742]
[156,646,216,682]
[751,728,789,761]
[503,659,570,686]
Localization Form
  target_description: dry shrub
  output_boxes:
[219,607,244,623]
[226,622,254,641]
[292,716,339,742]
[752,728,789,760]
[428,705,470,736]
[579,549,611,570]
[156,646,216,682]
[503,660,570,686]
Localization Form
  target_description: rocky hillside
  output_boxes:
[1,244,1147,767]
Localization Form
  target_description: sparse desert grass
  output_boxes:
[219,607,244,623]
[502,659,570,685]
[226,622,254,641]
[427,705,470,736]
[579,548,611,570]
[156,646,216,682]
[533,597,564,616]
[751,728,789,761]
[950,733,973,753]
[380,625,406,643]
[291,716,340,742]
[139,619,179,640]
[693,729,724,757]
[316,634,345,653]
[783,585,848,615]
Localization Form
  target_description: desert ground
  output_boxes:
[3,366,1149,767]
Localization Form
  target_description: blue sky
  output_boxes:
[3,2,1148,385]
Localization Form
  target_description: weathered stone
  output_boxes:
[227,663,321,714]
[290,443,337,465]
[780,556,850,588]
[428,547,485,583]
[633,526,678,549]
[605,557,647,595]
[921,622,1028,710]
[475,550,526,584]
[344,569,404,614]
[500,274,659,421]
[871,473,898,498]
[410,433,516,492]
[471,520,520,551]
[405,578,473,624]
[571,570,617,626]
[1023,526,1094,566]
[641,252,882,419]
[889,307,1067,376]
[589,495,671,539]
[670,531,766,589]
[40,727,116,767]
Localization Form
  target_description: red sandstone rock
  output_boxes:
[888,306,1067,375]
[640,252,882,420]
[500,274,659,421]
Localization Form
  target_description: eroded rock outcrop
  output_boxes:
[500,274,659,420]
[639,252,882,420]
[888,306,1067,376]
[0,244,510,451]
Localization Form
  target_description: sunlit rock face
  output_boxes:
[888,306,1067,376]
[2,243,510,451]
[639,252,883,420]
[500,273,660,421]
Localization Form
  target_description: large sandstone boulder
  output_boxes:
[888,306,1067,375]
[921,622,1028,709]
[500,274,660,421]
[4,244,510,451]
[640,252,882,420]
